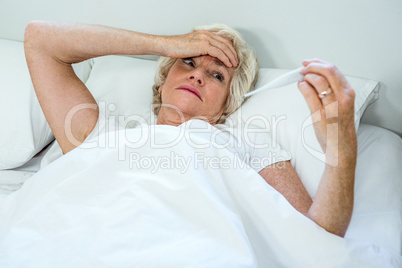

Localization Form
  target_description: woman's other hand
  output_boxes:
[298,58,358,236]
[162,30,238,68]
[298,58,357,166]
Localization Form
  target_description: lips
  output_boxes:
[176,85,202,101]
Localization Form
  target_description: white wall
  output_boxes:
[1,0,401,135]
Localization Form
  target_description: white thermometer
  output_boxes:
[242,67,304,98]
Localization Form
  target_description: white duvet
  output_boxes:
[0,121,400,267]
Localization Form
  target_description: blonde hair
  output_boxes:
[152,24,259,124]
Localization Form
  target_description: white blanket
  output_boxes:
[0,123,400,267]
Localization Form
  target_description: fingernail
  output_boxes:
[302,60,311,67]
[299,80,308,87]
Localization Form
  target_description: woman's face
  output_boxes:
[158,55,235,124]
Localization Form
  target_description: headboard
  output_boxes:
[1,0,401,136]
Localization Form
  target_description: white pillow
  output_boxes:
[229,68,379,197]
[85,55,157,126]
[0,39,92,169]
[40,55,157,168]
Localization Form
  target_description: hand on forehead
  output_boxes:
[167,30,238,68]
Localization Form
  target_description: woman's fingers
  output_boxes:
[298,80,323,118]
[302,73,336,106]
[204,46,234,67]
[196,30,237,67]
[167,30,238,68]
[300,59,347,96]
[202,30,238,65]
[208,38,237,67]
[301,59,356,110]
[298,79,330,151]
[298,59,357,155]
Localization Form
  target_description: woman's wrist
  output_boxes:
[146,35,174,57]
[324,148,357,171]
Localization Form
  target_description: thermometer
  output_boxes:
[242,67,304,98]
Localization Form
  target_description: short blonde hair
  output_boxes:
[152,24,259,124]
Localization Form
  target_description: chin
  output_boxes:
[161,100,201,120]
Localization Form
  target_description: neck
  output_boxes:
[156,106,190,126]
[156,107,219,126]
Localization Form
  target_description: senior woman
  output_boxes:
[24,21,357,238]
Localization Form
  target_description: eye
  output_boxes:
[213,72,225,82]
[183,58,195,67]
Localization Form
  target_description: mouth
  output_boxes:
[176,85,203,101]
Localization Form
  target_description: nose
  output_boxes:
[188,70,205,86]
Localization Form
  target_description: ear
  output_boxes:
[158,84,164,94]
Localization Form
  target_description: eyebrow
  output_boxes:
[213,58,225,68]
[212,58,229,75]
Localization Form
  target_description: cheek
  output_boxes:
[203,87,229,114]
[211,85,230,105]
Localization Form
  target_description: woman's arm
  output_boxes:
[24,21,237,154]
[299,59,357,237]
[259,161,312,215]
[260,59,357,238]
[261,156,355,237]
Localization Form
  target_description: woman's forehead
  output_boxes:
[194,55,224,66]
[193,55,234,76]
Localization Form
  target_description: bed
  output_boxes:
[0,0,401,267]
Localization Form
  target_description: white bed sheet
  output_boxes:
[0,123,400,267]
[346,124,402,254]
